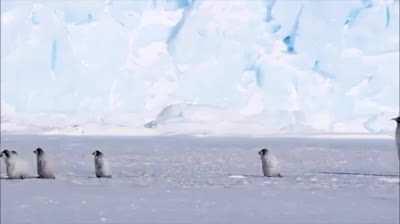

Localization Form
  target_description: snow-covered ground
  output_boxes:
[1,135,399,224]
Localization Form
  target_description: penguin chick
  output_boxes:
[392,116,400,161]
[92,150,112,178]
[0,149,29,179]
[258,148,282,177]
[33,148,55,179]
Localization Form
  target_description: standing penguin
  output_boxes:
[392,116,400,161]
[33,148,55,179]
[258,148,282,177]
[92,150,112,178]
[0,149,29,179]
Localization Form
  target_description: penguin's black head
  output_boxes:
[258,148,269,156]
[392,116,400,123]
[33,148,44,155]
[0,149,11,158]
[92,150,103,157]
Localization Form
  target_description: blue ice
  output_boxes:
[167,0,196,54]
[344,0,373,27]
[51,40,57,72]
[385,6,390,28]
[283,5,303,53]
[265,0,277,23]
[312,60,335,79]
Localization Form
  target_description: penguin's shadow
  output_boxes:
[65,173,143,179]
[317,171,399,178]
[228,174,283,178]
[65,175,106,179]
[0,176,39,180]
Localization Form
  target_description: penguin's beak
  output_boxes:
[391,117,399,122]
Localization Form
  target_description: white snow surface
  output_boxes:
[1,135,399,224]
[1,0,399,136]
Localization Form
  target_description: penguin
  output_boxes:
[258,148,282,177]
[392,116,400,161]
[92,150,112,178]
[0,149,29,179]
[33,148,55,179]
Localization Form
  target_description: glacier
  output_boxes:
[1,0,399,136]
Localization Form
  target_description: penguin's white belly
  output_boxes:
[95,158,111,177]
[38,159,55,178]
[261,157,280,177]
[396,126,400,160]
[5,160,16,177]
[6,157,29,178]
